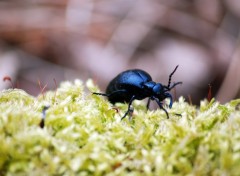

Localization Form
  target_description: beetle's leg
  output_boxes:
[152,97,169,119]
[165,93,173,108]
[92,90,127,97]
[92,92,109,96]
[121,95,136,120]
[164,94,183,117]
[146,97,151,110]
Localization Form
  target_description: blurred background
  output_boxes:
[0,0,240,105]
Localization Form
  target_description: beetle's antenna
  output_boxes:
[167,65,179,88]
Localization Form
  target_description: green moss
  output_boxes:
[0,79,240,176]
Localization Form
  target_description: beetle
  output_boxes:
[93,65,182,120]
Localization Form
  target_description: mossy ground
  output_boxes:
[0,79,240,176]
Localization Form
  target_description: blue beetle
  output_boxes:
[93,65,182,119]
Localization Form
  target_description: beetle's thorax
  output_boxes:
[143,82,163,94]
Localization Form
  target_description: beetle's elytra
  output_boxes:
[93,65,182,119]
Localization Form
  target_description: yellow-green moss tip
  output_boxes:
[0,79,240,175]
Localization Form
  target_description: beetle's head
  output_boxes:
[152,66,182,108]
[151,83,173,107]
[152,83,167,100]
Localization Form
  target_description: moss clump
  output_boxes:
[0,79,240,176]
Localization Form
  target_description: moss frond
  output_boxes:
[0,79,240,175]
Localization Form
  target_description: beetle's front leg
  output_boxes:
[165,93,173,108]
[152,97,169,119]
